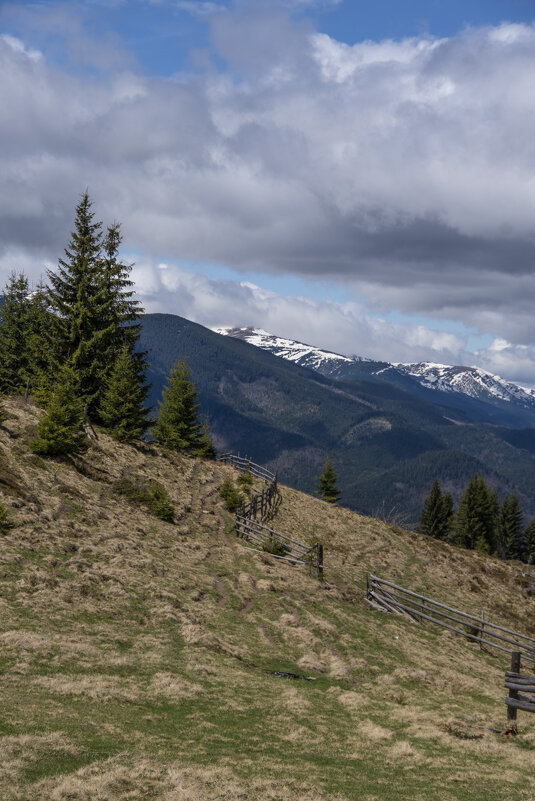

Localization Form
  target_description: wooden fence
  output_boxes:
[367,573,535,664]
[218,451,324,576]
[238,479,280,522]
[217,452,278,522]
[236,514,323,575]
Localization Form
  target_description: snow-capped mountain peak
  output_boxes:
[394,362,535,407]
[214,327,358,371]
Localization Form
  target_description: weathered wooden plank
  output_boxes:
[237,518,310,552]
[368,590,416,620]
[504,682,535,693]
[236,525,307,561]
[241,545,308,565]
[506,672,535,682]
[505,696,535,712]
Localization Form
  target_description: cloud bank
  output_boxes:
[2,4,535,379]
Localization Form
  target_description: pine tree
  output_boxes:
[418,478,453,540]
[316,459,341,504]
[525,518,535,564]
[151,360,202,452]
[100,223,145,355]
[0,272,32,394]
[99,347,149,442]
[499,492,525,561]
[96,223,150,425]
[195,417,217,459]
[47,192,113,416]
[26,281,59,405]
[30,365,86,456]
[454,475,497,552]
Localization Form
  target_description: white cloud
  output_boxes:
[129,257,469,365]
[2,9,535,378]
[0,34,41,61]
[174,1,225,17]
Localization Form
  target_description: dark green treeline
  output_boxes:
[419,475,535,564]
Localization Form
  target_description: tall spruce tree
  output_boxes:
[30,365,86,456]
[418,478,453,540]
[100,223,144,355]
[316,459,341,504]
[26,281,59,405]
[454,475,497,553]
[499,492,525,561]
[151,360,202,452]
[0,272,32,394]
[96,222,150,424]
[46,192,113,416]
[525,518,535,564]
[99,347,149,442]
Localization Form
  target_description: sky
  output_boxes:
[2,0,535,382]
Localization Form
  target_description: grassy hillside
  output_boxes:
[1,397,535,800]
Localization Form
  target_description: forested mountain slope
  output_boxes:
[140,314,535,525]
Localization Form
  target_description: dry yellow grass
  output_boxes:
[1,397,535,800]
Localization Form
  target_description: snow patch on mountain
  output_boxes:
[394,362,535,407]
[214,327,359,371]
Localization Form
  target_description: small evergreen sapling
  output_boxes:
[219,478,244,512]
[151,360,201,452]
[99,347,149,442]
[30,365,86,456]
[195,418,217,460]
[316,459,341,504]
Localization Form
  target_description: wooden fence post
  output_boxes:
[316,543,324,578]
[480,611,485,650]
[24,377,30,401]
[508,651,521,729]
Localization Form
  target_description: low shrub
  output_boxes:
[113,476,175,522]
[237,471,254,490]
[262,537,288,557]
[0,501,15,533]
[219,478,244,513]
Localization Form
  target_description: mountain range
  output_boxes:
[140,314,535,527]
[216,327,535,427]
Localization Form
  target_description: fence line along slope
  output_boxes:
[1,397,535,800]
[218,452,323,574]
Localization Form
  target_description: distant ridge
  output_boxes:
[216,326,535,421]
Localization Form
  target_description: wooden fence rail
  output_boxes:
[217,453,275,484]
[236,515,323,576]
[367,573,535,664]
[218,452,324,576]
